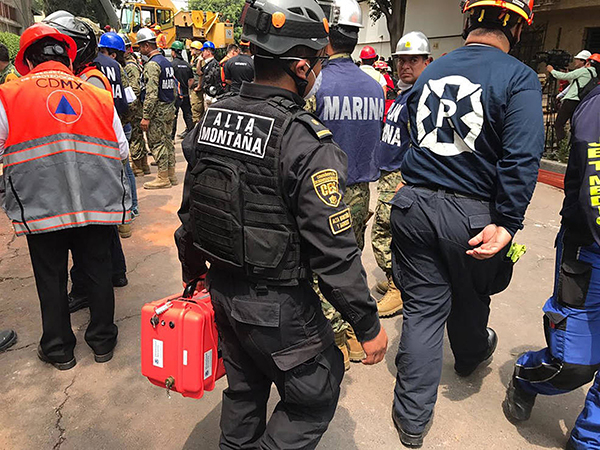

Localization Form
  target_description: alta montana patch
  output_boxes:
[198,108,274,159]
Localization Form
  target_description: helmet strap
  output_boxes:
[281,62,309,97]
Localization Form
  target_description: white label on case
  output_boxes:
[183,350,188,366]
[153,339,163,368]
[204,349,213,380]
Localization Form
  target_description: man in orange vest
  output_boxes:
[154,25,167,50]
[0,24,132,370]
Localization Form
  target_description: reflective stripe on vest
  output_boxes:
[0,61,131,236]
[13,210,126,235]
[3,133,120,168]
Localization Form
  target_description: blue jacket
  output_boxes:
[379,88,410,172]
[401,45,544,236]
[95,52,128,117]
[315,56,384,185]
[562,85,600,246]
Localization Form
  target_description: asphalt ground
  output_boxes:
[0,131,582,449]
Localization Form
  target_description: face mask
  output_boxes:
[304,69,323,99]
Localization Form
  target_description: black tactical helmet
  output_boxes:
[241,0,329,55]
[43,10,98,72]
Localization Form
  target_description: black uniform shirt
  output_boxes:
[176,82,381,343]
[223,54,255,94]
[172,56,193,97]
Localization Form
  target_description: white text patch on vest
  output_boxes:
[198,108,275,159]
[322,96,385,121]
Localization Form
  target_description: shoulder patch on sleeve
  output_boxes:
[295,111,333,141]
[329,208,352,235]
[312,169,341,207]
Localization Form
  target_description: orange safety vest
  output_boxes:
[0,61,131,235]
[79,65,112,93]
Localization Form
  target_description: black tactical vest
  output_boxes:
[190,95,308,285]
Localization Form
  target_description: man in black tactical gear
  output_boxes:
[175,0,388,448]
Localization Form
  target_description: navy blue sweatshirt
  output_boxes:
[401,45,544,236]
[561,85,600,246]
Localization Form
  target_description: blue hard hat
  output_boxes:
[99,32,126,52]
[201,41,215,51]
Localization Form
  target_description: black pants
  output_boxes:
[555,99,580,143]
[26,226,118,362]
[71,225,125,296]
[208,270,344,450]
[390,186,512,434]
[172,95,194,138]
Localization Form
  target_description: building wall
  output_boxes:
[536,6,600,57]
[0,0,32,33]
[354,0,464,61]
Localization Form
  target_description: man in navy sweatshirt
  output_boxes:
[388,1,543,447]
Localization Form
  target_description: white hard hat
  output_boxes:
[575,50,592,61]
[333,0,363,28]
[136,27,156,45]
[393,31,431,56]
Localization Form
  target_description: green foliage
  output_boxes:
[188,0,246,42]
[0,32,19,62]
[43,0,121,28]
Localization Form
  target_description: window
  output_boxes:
[585,28,600,54]
[156,9,173,27]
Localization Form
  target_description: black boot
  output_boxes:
[392,409,424,448]
[0,329,17,352]
[68,292,89,313]
[455,327,498,377]
[112,273,128,288]
[503,376,536,422]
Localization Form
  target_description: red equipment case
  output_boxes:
[141,281,226,399]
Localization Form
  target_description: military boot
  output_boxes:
[346,327,365,362]
[334,330,350,371]
[132,159,144,177]
[141,155,151,175]
[376,278,389,295]
[378,275,403,317]
[144,171,171,189]
[168,167,178,186]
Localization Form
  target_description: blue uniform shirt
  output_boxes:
[401,45,544,236]
[379,88,411,172]
[562,85,600,246]
[95,52,128,117]
[315,56,384,185]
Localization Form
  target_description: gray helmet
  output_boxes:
[321,0,363,28]
[119,32,132,49]
[393,31,431,56]
[241,0,329,55]
[136,28,156,45]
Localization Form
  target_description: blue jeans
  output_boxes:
[123,123,138,214]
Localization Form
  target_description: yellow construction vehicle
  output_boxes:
[118,0,234,48]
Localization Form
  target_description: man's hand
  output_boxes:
[140,118,150,132]
[546,64,554,73]
[466,224,512,260]
[361,327,388,365]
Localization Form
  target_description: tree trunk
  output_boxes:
[386,0,407,54]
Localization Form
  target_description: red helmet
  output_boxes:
[15,23,77,75]
[360,45,377,60]
[589,54,600,64]
[373,60,388,70]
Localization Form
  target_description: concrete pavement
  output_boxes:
[0,137,584,449]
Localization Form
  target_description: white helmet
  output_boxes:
[575,50,592,61]
[136,27,156,45]
[393,31,431,56]
[319,0,363,29]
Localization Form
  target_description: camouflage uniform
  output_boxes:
[345,182,370,251]
[124,53,146,164]
[190,55,205,123]
[0,63,19,84]
[371,170,404,274]
[142,58,176,172]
